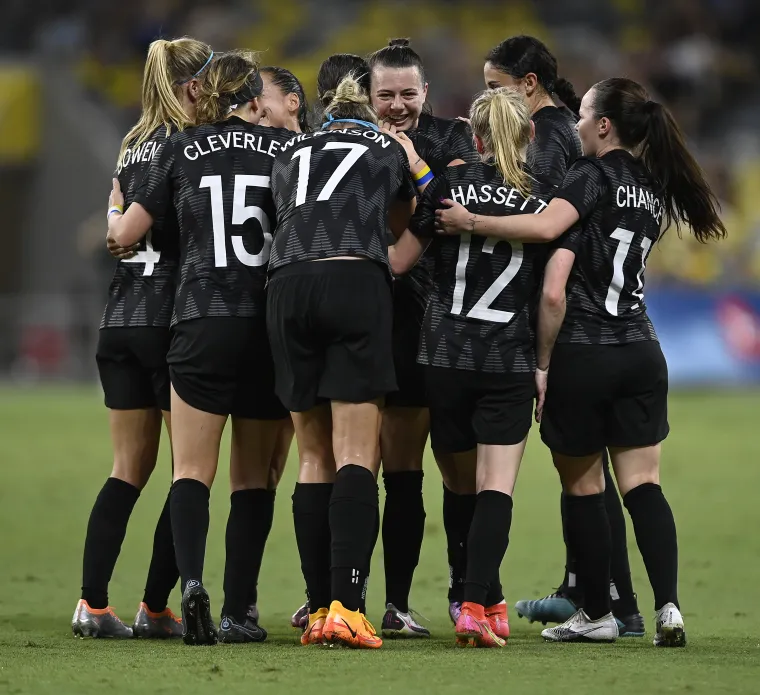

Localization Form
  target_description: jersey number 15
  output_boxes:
[199,174,272,267]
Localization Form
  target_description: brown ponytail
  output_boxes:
[195,50,262,125]
[592,78,726,242]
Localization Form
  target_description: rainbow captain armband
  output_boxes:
[414,165,434,187]
[108,205,124,219]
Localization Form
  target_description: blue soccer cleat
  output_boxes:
[515,590,579,625]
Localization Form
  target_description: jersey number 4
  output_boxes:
[291,142,368,206]
[451,236,524,323]
[605,227,653,316]
[121,230,160,276]
[200,174,272,267]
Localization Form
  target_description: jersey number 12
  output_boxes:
[451,236,524,323]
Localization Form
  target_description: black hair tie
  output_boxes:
[229,71,264,106]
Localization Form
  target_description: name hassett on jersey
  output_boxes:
[133,116,294,324]
[101,125,179,329]
[552,150,662,346]
[410,162,554,374]
[269,128,415,274]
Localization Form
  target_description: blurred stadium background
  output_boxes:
[1,0,760,385]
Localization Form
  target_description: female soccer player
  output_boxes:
[73,36,212,640]
[485,35,644,637]
[267,73,420,649]
[108,50,293,646]
[259,66,311,134]
[367,38,479,635]
[436,77,726,645]
[389,87,555,647]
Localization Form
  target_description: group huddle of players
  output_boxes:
[71,33,726,650]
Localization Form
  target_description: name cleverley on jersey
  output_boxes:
[451,183,549,213]
[183,130,284,161]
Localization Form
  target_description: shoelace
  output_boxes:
[407,607,430,625]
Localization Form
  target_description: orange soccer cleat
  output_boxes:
[301,607,329,646]
[485,602,510,642]
[455,601,506,648]
[322,601,383,649]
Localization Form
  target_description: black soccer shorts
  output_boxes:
[168,316,287,420]
[96,327,171,411]
[266,259,397,412]
[386,273,429,408]
[540,341,670,457]
[425,366,535,454]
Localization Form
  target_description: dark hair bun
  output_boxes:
[388,38,411,47]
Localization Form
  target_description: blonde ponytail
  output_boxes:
[195,49,262,125]
[469,88,532,197]
[117,37,212,169]
[324,74,377,125]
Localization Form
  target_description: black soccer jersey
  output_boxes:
[399,113,481,308]
[101,126,179,329]
[269,127,415,273]
[134,116,293,324]
[410,162,553,374]
[553,150,662,345]
[528,106,582,188]
[410,113,480,173]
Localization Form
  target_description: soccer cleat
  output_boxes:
[180,580,217,646]
[616,612,646,638]
[291,601,309,631]
[71,600,133,639]
[448,601,462,624]
[455,602,506,648]
[541,609,618,643]
[485,602,510,641]
[322,601,382,649]
[515,589,578,625]
[218,615,267,643]
[132,602,183,639]
[654,603,686,647]
[300,607,329,646]
[381,603,430,638]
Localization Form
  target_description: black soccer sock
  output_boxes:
[559,492,581,600]
[81,477,141,609]
[382,471,425,613]
[623,483,679,610]
[358,506,380,614]
[329,465,379,612]
[443,485,476,604]
[564,493,611,620]
[603,459,638,616]
[221,489,274,621]
[464,491,513,607]
[142,489,179,613]
[244,489,276,608]
[293,482,333,611]
[485,572,504,607]
[170,478,210,592]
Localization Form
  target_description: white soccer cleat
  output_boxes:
[381,603,431,638]
[654,602,686,647]
[541,608,618,643]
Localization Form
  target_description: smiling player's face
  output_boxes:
[577,88,601,156]
[483,62,525,97]
[371,66,427,132]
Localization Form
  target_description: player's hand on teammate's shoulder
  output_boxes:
[435,199,471,235]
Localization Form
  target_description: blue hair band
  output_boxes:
[321,116,379,132]
[177,51,214,85]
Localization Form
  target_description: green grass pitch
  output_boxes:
[1,387,759,694]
